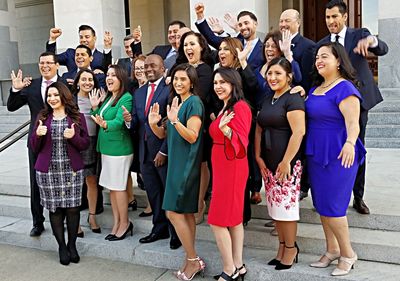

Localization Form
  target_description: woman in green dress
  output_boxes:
[148,64,205,280]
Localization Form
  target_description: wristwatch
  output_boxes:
[171,118,180,126]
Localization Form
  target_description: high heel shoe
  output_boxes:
[87,213,101,233]
[331,253,357,276]
[310,251,340,268]
[178,256,206,280]
[275,242,299,270]
[77,231,84,238]
[236,264,247,281]
[108,222,133,241]
[128,199,137,211]
[104,233,115,240]
[213,267,239,280]
[268,242,285,266]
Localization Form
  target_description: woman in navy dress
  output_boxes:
[306,42,366,276]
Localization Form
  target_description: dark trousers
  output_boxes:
[28,149,45,227]
[353,109,368,200]
[141,147,177,239]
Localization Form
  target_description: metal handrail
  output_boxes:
[0,120,30,152]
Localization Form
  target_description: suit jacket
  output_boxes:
[7,77,64,147]
[317,28,388,110]
[195,20,264,71]
[151,45,173,59]
[30,113,89,172]
[92,93,133,156]
[130,78,169,164]
[46,41,112,73]
[61,69,106,89]
[291,33,316,93]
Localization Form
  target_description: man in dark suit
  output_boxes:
[61,45,106,89]
[46,25,112,73]
[7,52,64,236]
[150,21,186,60]
[117,28,143,75]
[123,54,181,249]
[317,0,389,214]
[194,3,264,72]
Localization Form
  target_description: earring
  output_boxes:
[337,65,340,70]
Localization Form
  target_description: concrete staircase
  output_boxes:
[0,106,30,140]
[366,88,400,148]
[0,141,400,280]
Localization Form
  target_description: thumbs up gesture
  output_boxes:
[64,123,76,139]
[122,105,132,122]
[36,120,47,136]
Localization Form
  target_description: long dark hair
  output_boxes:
[106,64,129,106]
[38,81,81,125]
[174,31,214,68]
[219,37,243,69]
[71,68,100,96]
[168,63,200,105]
[213,67,246,113]
[311,42,358,87]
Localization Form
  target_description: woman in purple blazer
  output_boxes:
[30,82,89,266]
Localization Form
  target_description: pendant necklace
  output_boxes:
[320,76,342,89]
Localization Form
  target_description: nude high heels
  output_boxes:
[331,253,357,276]
[310,252,341,268]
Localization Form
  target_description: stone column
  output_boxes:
[52,0,125,69]
[378,0,400,89]
[0,0,19,104]
[188,0,269,40]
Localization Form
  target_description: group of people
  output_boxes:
[7,0,388,279]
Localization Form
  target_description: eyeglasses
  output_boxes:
[38,62,56,66]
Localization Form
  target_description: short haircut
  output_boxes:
[75,44,92,57]
[124,34,135,41]
[262,31,283,62]
[39,51,58,63]
[79,24,96,36]
[168,20,186,29]
[237,11,257,22]
[326,0,347,14]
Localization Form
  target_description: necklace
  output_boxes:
[320,76,342,89]
[271,87,290,105]
[181,94,192,103]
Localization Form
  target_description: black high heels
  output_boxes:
[104,233,115,240]
[87,213,101,233]
[268,241,285,265]
[275,242,300,270]
[108,222,134,241]
[128,199,137,211]
[236,264,247,281]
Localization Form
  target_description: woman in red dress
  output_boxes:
[208,67,252,281]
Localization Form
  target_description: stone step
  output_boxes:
[0,115,30,124]
[365,137,400,148]
[380,88,400,100]
[0,196,399,265]
[0,106,30,115]
[365,125,400,138]
[0,215,399,280]
[368,112,400,125]
[370,100,400,112]
[0,123,31,133]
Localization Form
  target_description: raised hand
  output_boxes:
[63,123,76,139]
[36,120,47,136]
[88,89,103,109]
[104,31,113,49]
[91,114,107,129]
[49,28,62,41]
[219,111,234,130]
[167,96,182,123]
[133,25,142,42]
[353,35,375,57]
[93,69,104,74]
[224,13,239,33]
[148,103,162,125]
[208,17,224,34]
[194,2,205,20]
[237,43,252,65]
[121,105,132,122]
[11,70,27,91]
[22,76,33,87]
[279,29,293,60]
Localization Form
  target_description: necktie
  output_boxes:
[45,80,53,88]
[335,34,340,43]
[145,83,156,116]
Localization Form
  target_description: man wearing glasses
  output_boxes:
[7,52,66,237]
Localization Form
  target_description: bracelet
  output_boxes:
[345,140,355,147]
[171,118,180,126]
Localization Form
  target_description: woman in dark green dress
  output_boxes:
[148,64,205,280]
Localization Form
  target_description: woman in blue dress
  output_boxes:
[306,42,366,276]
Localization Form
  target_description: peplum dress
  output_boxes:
[305,80,366,217]
[207,101,252,227]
